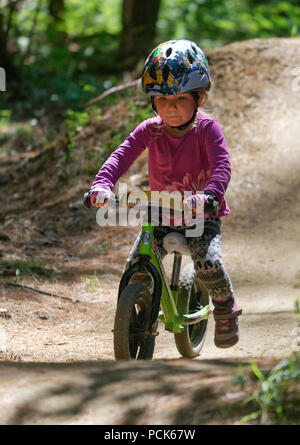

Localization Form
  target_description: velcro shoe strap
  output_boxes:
[213,308,242,320]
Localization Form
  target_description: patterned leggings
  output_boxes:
[125,218,234,309]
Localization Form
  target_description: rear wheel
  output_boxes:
[114,283,156,360]
[174,264,209,358]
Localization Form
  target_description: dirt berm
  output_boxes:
[0,38,299,425]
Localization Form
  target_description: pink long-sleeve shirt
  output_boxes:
[91,115,231,218]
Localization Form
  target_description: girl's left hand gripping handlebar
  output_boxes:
[83,191,118,209]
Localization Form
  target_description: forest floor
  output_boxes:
[0,38,299,425]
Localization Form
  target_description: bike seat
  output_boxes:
[162,232,190,256]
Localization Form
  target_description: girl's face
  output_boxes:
[154,93,199,129]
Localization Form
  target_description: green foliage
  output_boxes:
[239,357,300,424]
[230,364,248,389]
[63,109,90,161]
[0,109,12,126]
[10,257,54,281]
[238,299,300,425]
[0,110,12,147]
[65,109,90,145]
[64,0,122,36]
[296,297,300,315]
[157,0,300,48]
[1,0,300,114]
[80,269,110,292]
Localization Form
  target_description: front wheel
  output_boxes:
[174,264,209,358]
[114,283,156,360]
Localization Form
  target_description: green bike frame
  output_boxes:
[138,222,211,334]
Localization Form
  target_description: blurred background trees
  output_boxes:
[0,0,300,112]
[120,0,161,69]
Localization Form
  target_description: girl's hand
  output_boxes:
[90,188,116,208]
[184,194,207,214]
[184,192,219,219]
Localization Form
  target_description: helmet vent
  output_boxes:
[187,52,195,64]
[149,64,157,80]
[162,63,170,81]
[166,47,173,57]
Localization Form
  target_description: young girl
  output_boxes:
[89,40,242,349]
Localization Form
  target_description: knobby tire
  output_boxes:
[114,283,155,360]
[174,263,209,358]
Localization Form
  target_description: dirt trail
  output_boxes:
[0,38,299,425]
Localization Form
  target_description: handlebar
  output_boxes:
[83,191,219,217]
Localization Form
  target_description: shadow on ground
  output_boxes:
[0,358,263,425]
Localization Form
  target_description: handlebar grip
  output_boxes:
[204,197,219,217]
[83,191,92,209]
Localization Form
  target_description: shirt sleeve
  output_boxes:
[91,121,149,191]
[202,119,231,205]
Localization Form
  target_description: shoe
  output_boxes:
[213,304,242,348]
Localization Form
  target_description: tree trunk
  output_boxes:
[120,0,161,70]
[47,0,67,45]
[48,0,65,22]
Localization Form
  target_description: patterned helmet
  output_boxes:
[142,40,211,96]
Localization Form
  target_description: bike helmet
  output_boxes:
[142,39,211,96]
